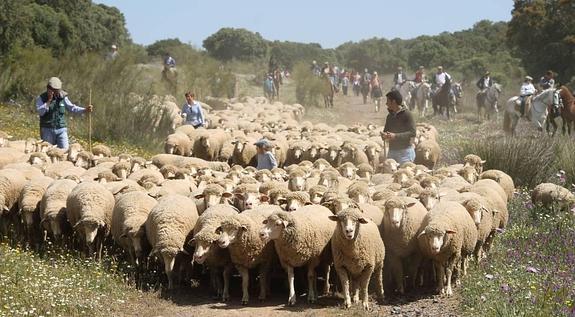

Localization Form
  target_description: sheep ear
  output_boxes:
[418,230,426,237]
[240,225,248,232]
[480,160,486,164]
[304,202,313,206]
[446,229,457,234]
[234,193,245,201]
[215,226,222,234]
[358,217,369,224]
[259,195,269,203]
[262,219,268,225]
[328,215,339,222]
[277,198,287,205]
[119,233,128,239]
[406,202,416,208]
[222,192,233,198]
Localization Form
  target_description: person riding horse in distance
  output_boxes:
[519,76,536,117]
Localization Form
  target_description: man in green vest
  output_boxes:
[35,77,93,149]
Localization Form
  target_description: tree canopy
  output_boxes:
[203,28,268,61]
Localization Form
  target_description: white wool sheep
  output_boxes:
[216,204,282,304]
[0,169,27,216]
[463,154,486,174]
[259,205,335,305]
[164,132,192,156]
[111,191,158,265]
[417,201,478,296]
[92,144,112,158]
[329,207,385,309]
[0,148,28,169]
[145,194,199,289]
[382,196,427,294]
[231,138,257,167]
[190,204,238,301]
[40,179,78,241]
[66,182,115,259]
[480,169,515,199]
[18,176,53,246]
[43,161,86,179]
[193,129,230,162]
[531,183,575,213]
[414,139,441,170]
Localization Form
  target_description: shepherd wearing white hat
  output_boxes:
[107,44,119,60]
[36,77,93,149]
[519,75,536,117]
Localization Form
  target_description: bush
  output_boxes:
[292,62,325,107]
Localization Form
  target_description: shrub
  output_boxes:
[292,62,324,107]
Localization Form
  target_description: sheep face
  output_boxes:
[393,172,410,187]
[349,192,368,204]
[235,192,269,210]
[164,142,176,154]
[259,217,285,241]
[121,226,146,259]
[216,224,246,248]
[233,141,245,153]
[419,191,439,211]
[285,198,305,212]
[328,148,339,161]
[307,146,320,161]
[419,229,455,255]
[192,239,212,264]
[292,148,303,160]
[339,166,356,180]
[200,136,211,149]
[462,199,484,227]
[255,172,271,183]
[288,176,306,191]
[459,167,478,184]
[310,191,324,204]
[382,159,399,173]
[329,211,369,240]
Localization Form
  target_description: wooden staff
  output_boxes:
[88,88,92,152]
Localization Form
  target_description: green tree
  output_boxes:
[507,0,575,83]
[146,38,186,57]
[203,28,268,61]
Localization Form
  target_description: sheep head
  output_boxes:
[329,208,369,240]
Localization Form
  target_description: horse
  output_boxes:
[432,76,453,119]
[272,69,282,99]
[477,83,502,120]
[503,88,559,136]
[546,86,575,136]
[450,82,463,114]
[360,80,371,104]
[397,81,415,108]
[161,66,178,94]
[321,76,335,108]
[413,82,431,117]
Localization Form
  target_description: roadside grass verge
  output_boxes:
[461,190,575,316]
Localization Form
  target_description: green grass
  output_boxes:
[460,191,575,317]
[0,243,168,317]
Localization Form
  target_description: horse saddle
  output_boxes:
[514,95,532,113]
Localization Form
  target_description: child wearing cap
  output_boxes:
[254,139,278,170]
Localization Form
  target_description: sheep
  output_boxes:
[190,204,238,301]
[231,139,258,167]
[259,205,335,305]
[193,184,233,214]
[463,154,486,174]
[103,179,145,200]
[75,151,95,169]
[287,167,307,191]
[284,140,309,166]
[329,207,385,309]
[66,182,115,259]
[414,139,441,170]
[111,191,158,265]
[309,184,328,204]
[458,166,479,184]
[28,152,49,166]
[347,182,371,204]
[469,178,508,204]
[372,188,396,202]
[338,162,358,180]
[464,181,509,231]
[0,148,28,168]
[233,183,269,211]
[382,197,427,294]
[159,164,179,180]
[216,204,282,304]
[145,179,196,199]
[146,194,199,289]
[268,187,291,206]
[40,179,78,242]
[0,169,27,233]
[194,129,230,161]
[417,201,478,296]
[164,132,192,156]
[128,168,165,186]
[18,175,53,247]
[46,147,67,163]
[357,163,374,180]
[279,191,311,212]
[92,144,112,158]
[337,142,369,167]
[255,169,273,183]
[258,180,286,196]
[112,161,131,180]
[531,183,575,213]
[480,169,515,199]
[393,169,415,188]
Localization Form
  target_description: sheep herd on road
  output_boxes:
[1,95,574,310]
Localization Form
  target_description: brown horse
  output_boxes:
[559,86,575,135]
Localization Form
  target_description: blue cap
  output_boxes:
[254,138,271,148]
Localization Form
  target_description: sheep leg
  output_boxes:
[222,265,231,302]
[445,256,459,296]
[407,253,423,290]
[322,264,331,296]
[434,260,445,295]
[307,257,320,303]
[238,266,250,305]
[287,265,296,305]
[335,266,351,308]
[258,264,268,301]
[389,255,404,294]
[375,263,384,301]
[351,279,360,304]
[359,266,374,310]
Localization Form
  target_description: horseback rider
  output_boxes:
[371,71,383,101]
[311,60,321,76]
[476,71,493,106]
[539,70,555,90]
[410,66,427,108]
[393,66,408,91]
[431,66,451,95]
[519,76,536,117]
[163,52,176,71]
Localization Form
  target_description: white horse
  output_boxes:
[414,82,431,117]
[397,81,415,108]
[503,88,559,136]
[477,83,502,120]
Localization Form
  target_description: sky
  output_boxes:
[94,0,513,49]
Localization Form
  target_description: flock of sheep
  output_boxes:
[1,95,574,310]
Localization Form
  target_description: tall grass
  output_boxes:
[292,62,325,107]
[455,136,575,188]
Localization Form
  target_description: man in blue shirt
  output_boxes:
[164,53,176,70]
[254,139,278,170]
[35,77,93,150]
[181,92,205,128]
